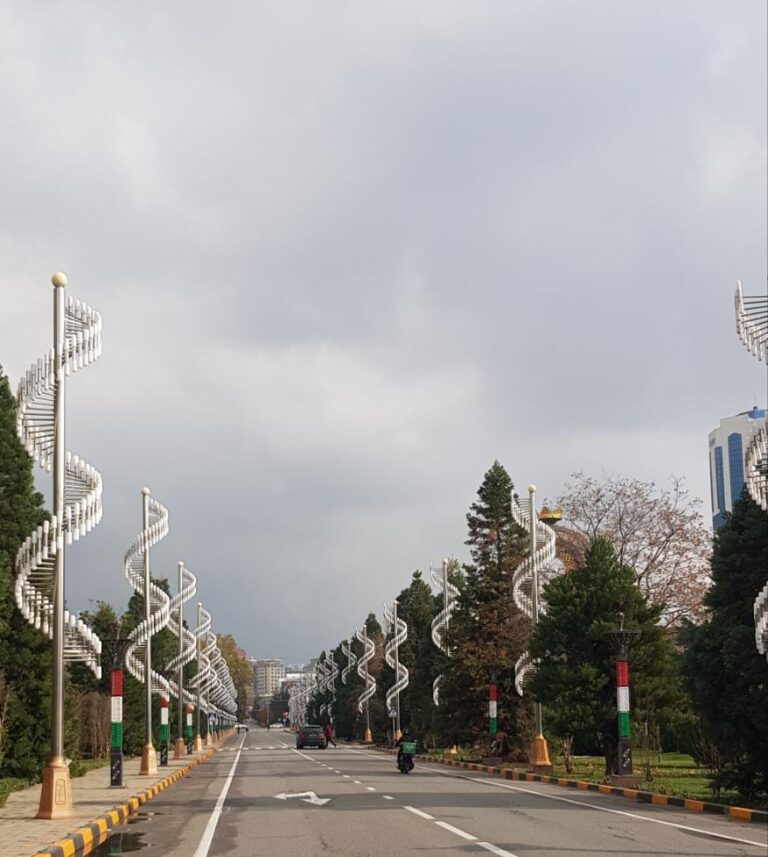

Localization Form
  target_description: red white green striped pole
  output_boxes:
[159,695,169,766]
[489,677,497,736]
[185,704,194,753]
[110,665,124,786]
[615,654,634,775]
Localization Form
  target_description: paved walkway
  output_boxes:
[0,743,226,857]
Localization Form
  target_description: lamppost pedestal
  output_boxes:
[37,756,73,819]
[140,743,158,776]
[530,734,552,774]
[174,737,186,758]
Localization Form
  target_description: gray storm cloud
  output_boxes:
[1,1,765,661]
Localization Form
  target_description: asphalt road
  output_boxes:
[97,728,767,857]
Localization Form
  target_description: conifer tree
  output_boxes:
[531,537,684,775]
[682,491,768,800]
[381,571,438,745]
[0,366,54,779]
[442,461,530,754]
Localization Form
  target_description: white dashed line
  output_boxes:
[353,780,362,784]
[404,806,434,820]
[478,843,519,857]
[342,774,350,778]
[366,786,376,792]
[383,795,394,800]
[434,821,477,841]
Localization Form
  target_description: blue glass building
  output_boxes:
[709,406,766,528]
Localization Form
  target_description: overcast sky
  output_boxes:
[1,2,765,663]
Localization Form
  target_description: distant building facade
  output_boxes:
[253,658,286,698]
[709,406,766,528]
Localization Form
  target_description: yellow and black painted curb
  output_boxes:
[375,747,768,825]
[33,749,218,857]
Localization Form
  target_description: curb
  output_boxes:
[375,747,768,825]
[33,749,218,857]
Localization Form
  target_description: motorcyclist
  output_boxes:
[395,729,415,770]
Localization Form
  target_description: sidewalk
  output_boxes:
[0,742,225,857]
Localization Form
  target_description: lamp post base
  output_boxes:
[193,734,203,752]
[363,728,372,743]
[174,738,185,759]
[37,756,73,819]
[139,743,158,776]
[529,734,552,773]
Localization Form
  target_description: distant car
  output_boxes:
[269,722,284,730]
[235,723,249,733]
[296,724,326,749]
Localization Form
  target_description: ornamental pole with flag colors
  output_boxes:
[489,678,497,735]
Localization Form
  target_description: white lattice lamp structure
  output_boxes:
[383,601,408,741]
[15,273,104,818]
[734,281,768,659]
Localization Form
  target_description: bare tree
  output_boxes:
[552,473,711,626]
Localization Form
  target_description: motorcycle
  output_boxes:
[397,740,417,774]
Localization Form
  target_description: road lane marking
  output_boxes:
[192,734,246,857]
[291,748,317,763]
[435,821,477,841]
[342,774,350,778]
[404,806,434,820]
[383,795,394,800]
[415,766,766,850]
[478,843,518,857]
[353,780,362,784]
[366,786,376,791]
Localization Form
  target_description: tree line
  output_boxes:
[303,461,767,802]
[0,366,252,783]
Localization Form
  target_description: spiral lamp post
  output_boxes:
[527,485,551,771]
[14,273,104,817]
[174,561,185,758]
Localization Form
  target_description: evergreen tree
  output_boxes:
[682,490,768,800]
[0,366,54,780]
[381,571,438,746]
[442,461,530,755]
[530,537,684,775]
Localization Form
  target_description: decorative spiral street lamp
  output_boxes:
[355,625,376,743]
[430,559,458,706]
[15,273,104,817]
[383,601,408,741]
[192,602,212,751]
[326,652,339,723]
[511,484,562,772]
[124,489,171,775]
[734,281,768,659]
[166,561,197,758]
[341,637,357,686]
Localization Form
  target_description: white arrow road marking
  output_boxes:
[274,791,330,806]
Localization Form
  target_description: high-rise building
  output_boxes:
[253,658,286,698]
[708,406,766,528]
